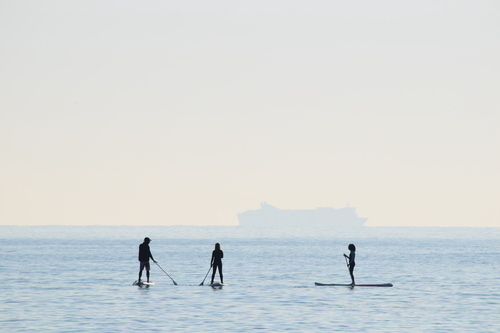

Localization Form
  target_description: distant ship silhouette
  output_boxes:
[237,202,367,227]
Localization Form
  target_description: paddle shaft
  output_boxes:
[155,262,178,285]
[199,267,212,286]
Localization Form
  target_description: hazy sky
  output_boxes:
[1,1,499,227]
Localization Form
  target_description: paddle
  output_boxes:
[199,267,212,286]
[155,262,178,285]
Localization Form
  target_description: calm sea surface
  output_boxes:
[1,226,499,332]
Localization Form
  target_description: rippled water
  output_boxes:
[1,226,499,332]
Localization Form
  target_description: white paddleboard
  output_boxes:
[209,282,225,287]
[315,282,393,287]
[133,280,155,286]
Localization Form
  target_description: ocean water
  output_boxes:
[1,226,499,332]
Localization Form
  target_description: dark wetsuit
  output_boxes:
[348,250,355,284]
[211,249,224,283]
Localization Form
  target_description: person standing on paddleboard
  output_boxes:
[210,243,224,284]
[343,244,356,285]
[138,237,157,283]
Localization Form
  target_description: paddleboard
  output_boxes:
[133,280,155,286]
[315,282,393,287]
[209,282,225,287]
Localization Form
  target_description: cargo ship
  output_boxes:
[237,202,367,227]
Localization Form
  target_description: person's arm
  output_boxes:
[221,250,224,259]
[343,253,350,266]
[149,247,157,263]
[210,251,215,267]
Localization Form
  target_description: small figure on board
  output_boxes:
[138,237,157,283]
[343,244,356,285]
[210,243,224,284]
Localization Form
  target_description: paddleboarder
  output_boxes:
[138,237,157,283]
[210,243,224,284]
[343,244,356,285]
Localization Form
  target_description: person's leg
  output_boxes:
[139,262,144,281]
[349,264,355,285]
[211,266,216,284]
[218,263,223,284]
[145,262,151,282]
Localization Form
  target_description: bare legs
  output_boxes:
[139,266,151,282]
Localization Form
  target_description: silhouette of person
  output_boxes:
[210,243,224,284]
[138,237,157,282]
[343,244,356,285]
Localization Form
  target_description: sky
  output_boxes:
[1,0,499,227]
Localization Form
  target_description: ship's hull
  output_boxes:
[237,203,367,227]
